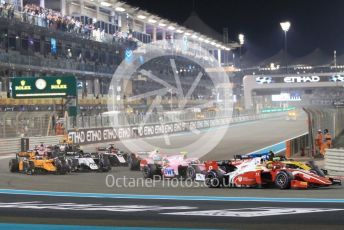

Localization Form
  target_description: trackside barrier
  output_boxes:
[0,113,281,155]
[29,136,62,149]
[0,138,21,155]
[308,108,344,138]
[0,136,62,155]
[303,107,344,156]
[246,133,309,158]
[285,133,310,157]
[67,111,285,130]
[325,149,344,175]
[67,112,286,145]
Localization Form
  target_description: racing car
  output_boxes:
[127,151,152,170]
[63,151,112,172]
[140,151,201,179]
[55,143,81,153]
[9,150,70,175]
[286,110,298,121]
[189,152,272,182]
[241,151,329,176]
[204,157,341,189]
[97,144,128,167]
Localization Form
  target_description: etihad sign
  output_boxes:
[284,76,320,83]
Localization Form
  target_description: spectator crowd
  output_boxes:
[1,3,137,44]
[0,2,14,19]
[0,2,141,44]
[22,3,105,40]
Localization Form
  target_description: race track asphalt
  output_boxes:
[88,113,309,160]
[0,112,343,229]
[0,193,343,230]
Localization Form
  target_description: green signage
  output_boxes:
[261,106,296,113]
[11,76,77,98]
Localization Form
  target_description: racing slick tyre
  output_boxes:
[26,161,35,175]
[70,159,79,171]
[99,155,111,172]
[275,171,293,189]
[55,158,69,175]
[109,156,120,167]
[186,166,198,180]
[128,155,140,171]
[65,159,73,172]
[142,164,159,179]
[308,161,326,177]
[122,153,129,166]
[142,165,153,179]
[205,170,223,188]
[321,169,328,175]
[9,159,19,172]
[22,161,29,174]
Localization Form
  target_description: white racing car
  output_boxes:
[97,144,128,167]
[65,152,112,172]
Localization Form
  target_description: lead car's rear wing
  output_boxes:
[135,151,151,158]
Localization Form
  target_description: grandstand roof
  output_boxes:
[183,11,238,48]
[335,54,344,65]
[259,49,293,67]
[291,48,331,66]
[83,0,238,49]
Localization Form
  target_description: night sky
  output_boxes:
[123,0,344,59]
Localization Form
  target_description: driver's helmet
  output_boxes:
[266,162,273,169]
[152,154,162,161]
[59,145,66,152]
[267,151,275,160]
[180,151,188,159]
[162,157,169,164]
[149,149,160,157]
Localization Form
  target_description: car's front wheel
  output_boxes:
[9,159,19,172]
[205,170,222,188]
[275,171,293,189]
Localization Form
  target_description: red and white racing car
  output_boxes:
[204,157,341,189]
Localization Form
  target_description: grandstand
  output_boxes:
[0,1,236,105]
[0,0,238,137]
